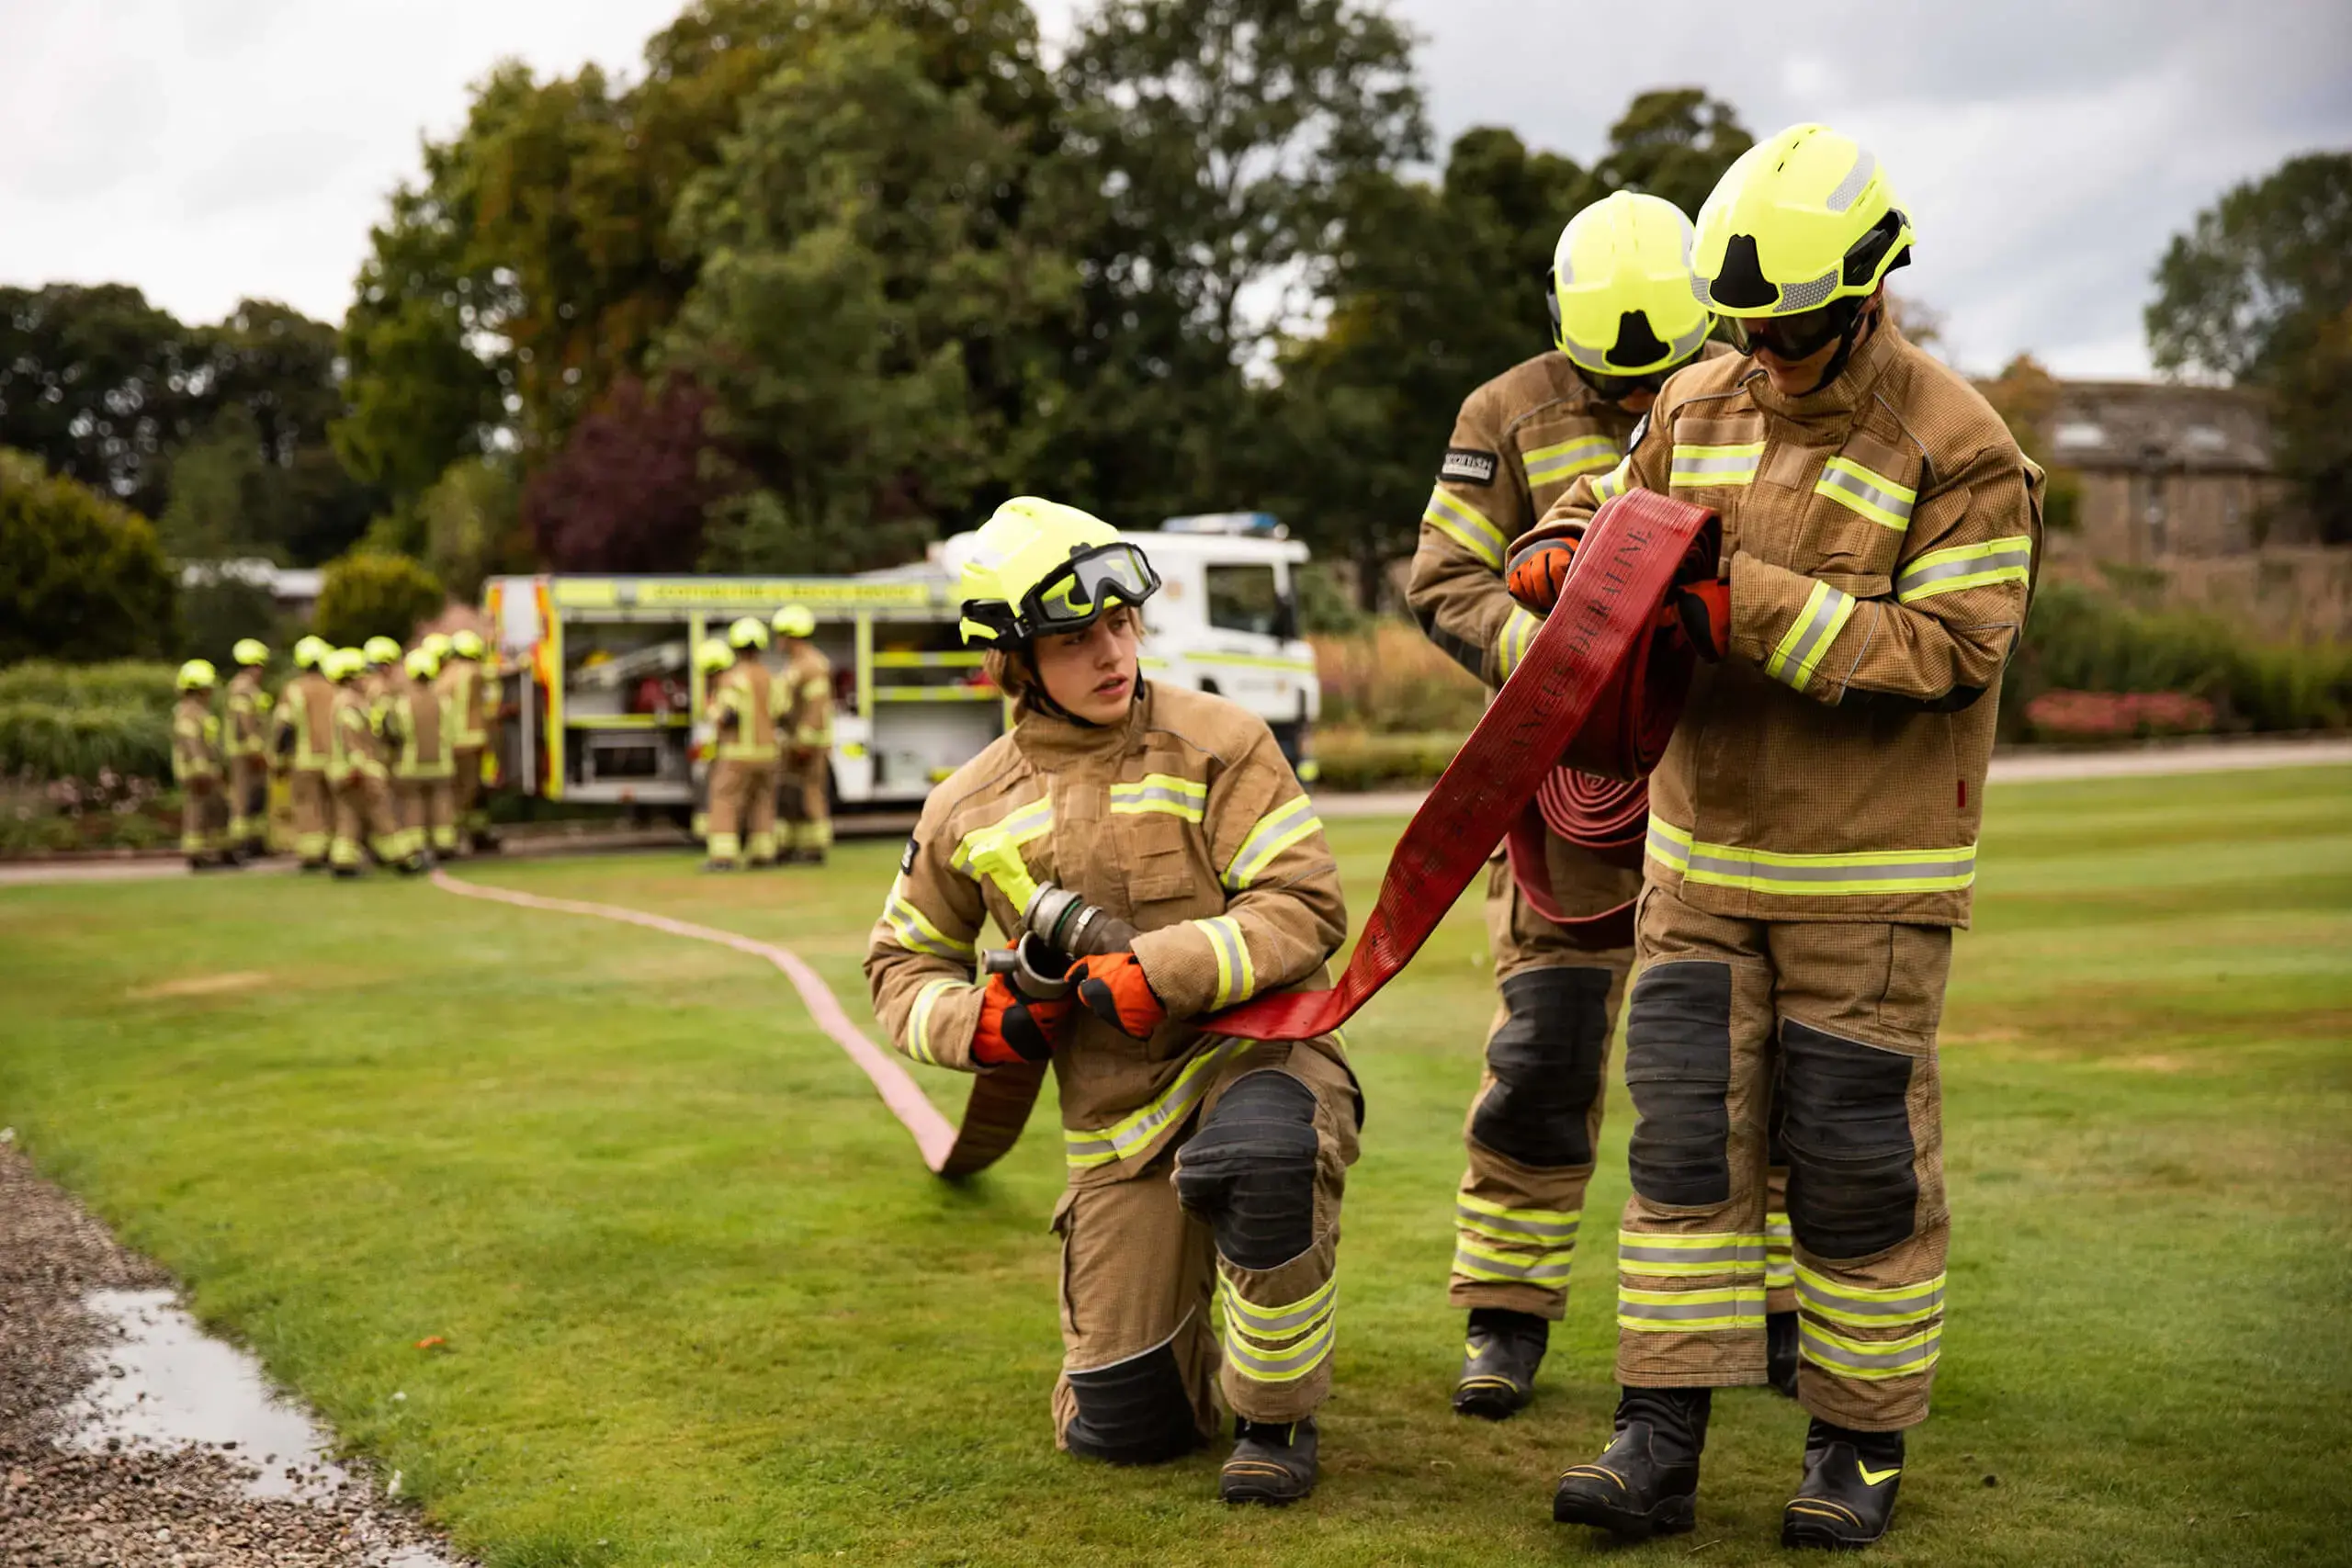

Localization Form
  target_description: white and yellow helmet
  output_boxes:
[1549,191,1714,384]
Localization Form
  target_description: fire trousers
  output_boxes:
[1053,1043,1357,1460]
[451,747,489,846]
[287,769,332,865]
[1616,880,1951,1431]
[179,779,229,860]
[1453,856,1793,1320]
[399,777,457,859]
[330,772,402,871]
[228,755,269,851]
[775,750,831,853]
[706,758,777,867]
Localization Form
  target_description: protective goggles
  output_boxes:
[1569,360,1679,403]
[1726,296,1863,362]
[963,541,1161,644]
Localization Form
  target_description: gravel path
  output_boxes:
[0,1141,467,1567]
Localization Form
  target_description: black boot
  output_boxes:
[331,865,360,881]
[1782,1418,1904,1550]
[1453,1307,1547,1419]
[1220,1416,1317,1506]
[1554,1386,1708,1540]
[1768,1309,1801,1398]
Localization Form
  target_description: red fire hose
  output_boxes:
[1208,491,1718,1042]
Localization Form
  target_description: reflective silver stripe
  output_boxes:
[1765,1212,1794,1290]
[1064,1037,1251,1168]
[1815,457,1917,531]
[1494,606,1540,681]
[1524,434,1616,488]
[1423,487,1507,569]
[1223,1311,1336,1383]
[1221,1275,1336,1338]
[1764,578,1857,691]
[1799,1320,1939,1379]
[1458,1197,1578,1243]
[1590,459,1631,502]
[1222,795,1322,890]
[1617,1237,1766,1273]
[1669,442,1764,487]
[1647,814,1976,895]
[1826,148,1878,213]
[905,977,965,1066]
[1796,1265,1944,1325]
[1617,1285,1766,1332]
[1201,914,1253,1009]
[884,883,975,960]
[1894,536,2034,604]
[1453,1236,1574,1286]
[1109,774,1207,821]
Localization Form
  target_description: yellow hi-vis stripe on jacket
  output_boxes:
[1494,605,1541,682]
[1109,773,1207,821]
[1063,1037,1252,1169]
[1895,536,2034,604]
[1196,915,1254,1009]
[1646,817,1977,896]
[883,878,976,961]
[1422,486,1507,569]
[1815,456,1917,531]
[950,796,1053,874]
[1523,434,1616,489]
[904,977,969,1065]
[1669,441,1765,488]
[1221,795,1322,890]
[1765,579,1858,691]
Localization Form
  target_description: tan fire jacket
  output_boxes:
[437,658,492,750]
[772,644,836,752]
[707,658,776,761]
[171,694,222,785]
[273,671,334,773]
[1521,323,2042,927]
[328,685,388,786]
[392,678,453,781]
[225,668,271,760]
[865,683,1349,1184]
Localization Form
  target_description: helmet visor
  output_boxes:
[1727,297,1860,361]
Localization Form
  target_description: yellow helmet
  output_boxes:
[363,635,402,666]
[727,616,769,651]
[956,497,1159,647]
[1549,191,1714,383]
[232,637,269,668]
[405,647,442,681]
[332,648,366,682]
[421,632,453,661]
[1693,123,1913,321]
[449,628,486,660]
[176,659,219,691]
[292,635,330,670]
[695,637,734,674]
[772,604,816,640]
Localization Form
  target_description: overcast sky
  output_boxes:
[3,0,2346,378]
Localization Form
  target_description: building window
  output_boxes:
[2054,422,2107,452]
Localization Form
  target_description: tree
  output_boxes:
[1048,0,1429,523]
[419,457,527,600]
[158,405,273,560]
[1593,89,1754,220]
[312,553,447,649]
[2148,152,2352,542]
[0,284,206,517]
[523,375,729,572]
[0,449,177,664]
[1978,354,2081,534]
[663,20,1074,572]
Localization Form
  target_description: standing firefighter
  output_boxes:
[1405,192,1801,1418]
[1517,125,2041,1550]
[326,648,417,877]
[703,617,778,871]
[171,660,233,870]
[273,636,336,870]
[865,499,1360,1505]
[223,638,273,857]
[689,637,732,843]
[393,645,457,862]
[770,604,835,864]
[439,628,498,853]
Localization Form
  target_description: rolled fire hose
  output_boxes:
[932,490,1719,1171]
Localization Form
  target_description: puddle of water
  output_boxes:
[61,1288,345,1499]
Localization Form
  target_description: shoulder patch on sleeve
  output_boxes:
[1440,447,1498,487]
[1625,412,1651,452]
[899,836,919,875]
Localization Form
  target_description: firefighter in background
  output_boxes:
[327,648,416,878]
[223,638,273,858]
[1405,191,1801,1418]
[689,637,732,843]
[703,617,778,871]
[273,636,336,871]
[171,660,234,870]
[770,604,835,864]
[361,635,403,727]
[392,645,458,862]
[440,628,498,853]
[866,499,1359,1505]
[1520,125,2041,1550]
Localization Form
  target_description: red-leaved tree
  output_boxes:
[522,375,731,572]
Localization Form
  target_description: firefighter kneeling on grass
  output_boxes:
[1514,124,2041,1551]
[865,499,1360,1505]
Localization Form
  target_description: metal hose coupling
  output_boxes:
[1022,883,1137,957]
[979,931,1076,999]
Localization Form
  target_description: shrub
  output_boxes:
[0,448,176,664]
[2024,690,2216,740]
[0,660,178,713]
[1311,619,1487,734]
[313,551,447,649]
[0,701,175,782]
[1309,728,1465,791]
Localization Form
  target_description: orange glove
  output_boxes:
[1670,579,1731,660]
[1506,537,1577,612]
[1069,952,1168,1039]
[972,970,1072,1066]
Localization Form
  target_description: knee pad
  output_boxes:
[1779,1020,1918,1259]
[1623,961,1734,1207]
[1470,965,1612,1168]
[1172,1070,1318,1270]
[1063,1340,1203,1464]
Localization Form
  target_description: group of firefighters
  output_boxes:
[693,605,838,870]
[865,122,2040,1551]
[169,629,499,876]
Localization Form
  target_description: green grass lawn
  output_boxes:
[4,765,2349,1567]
